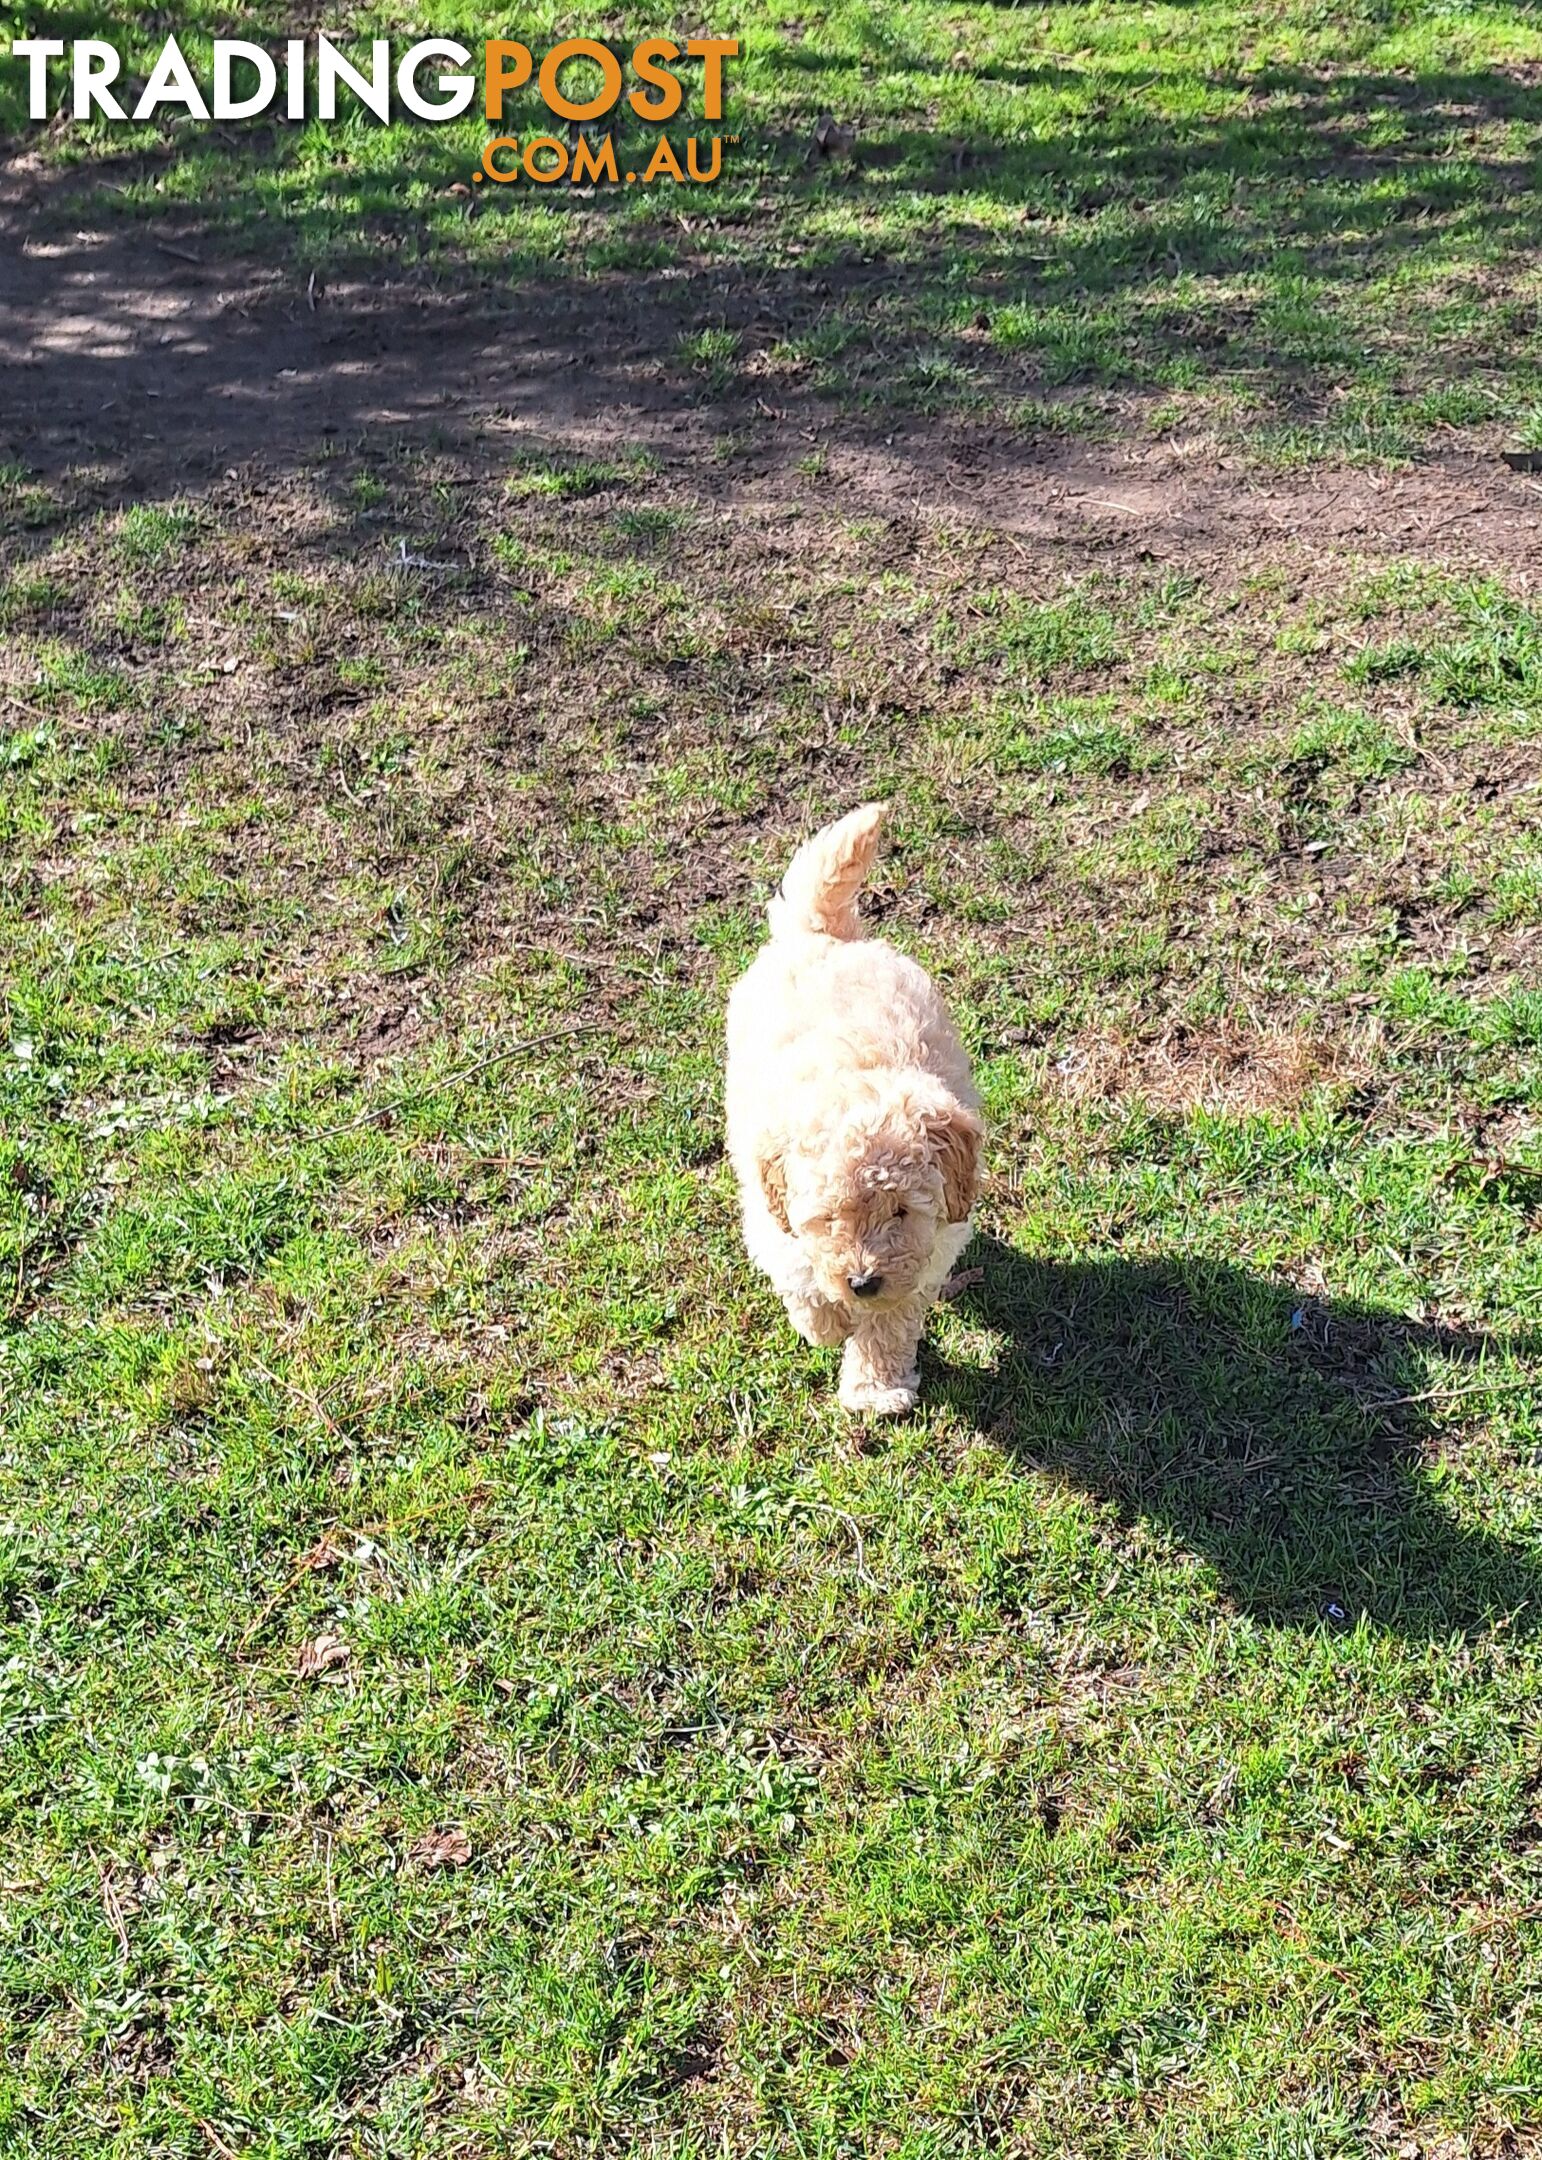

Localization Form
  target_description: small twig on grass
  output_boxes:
[420,1144,546,1171]
[1377,1374,1542,1411]
[808,1502,880,1590]
[90,1850,131,1958]
[394,537,459,573]
[321,1828,341,1943]
[1388,716,1457,787]
[506,937,663,980]
[249,1360,344,1444]
[154,239,203,266]
[239,1520,389,1651]
[300,1024,596,1144]
[238,1555,320,1652]
[330,762,375,810]
[165,2098,242,2160]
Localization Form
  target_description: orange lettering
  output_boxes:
[643,136,685,183]
[629,38,682,123]
[524,133,569,182]
[483,41,531,121]
[572,134,620,184]
[685,38,737,121]
[539,37,621,122]
[481,134,521,181]
[686,135,722,182]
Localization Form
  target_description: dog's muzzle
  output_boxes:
[848,1271,885,1299]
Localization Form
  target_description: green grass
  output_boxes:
[7,4,1542,2151]
[114,504,198,566]
[4,423,1542,2156]
[506,450,660,501]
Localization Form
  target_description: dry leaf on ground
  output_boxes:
[295,1632,350,1680]
[297,1531,350,1572]
[410,1829,473,1870]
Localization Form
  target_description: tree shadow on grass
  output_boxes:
[932,1232,1542,1640]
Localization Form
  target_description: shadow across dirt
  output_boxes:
[932,1233,1542,1639]
[4,49,1542,501]
[7,38,1542,580]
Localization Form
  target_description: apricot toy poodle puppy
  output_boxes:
[725,803,983,1416]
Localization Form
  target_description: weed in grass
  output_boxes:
[35,644,133,714]
[608,507,690,544]
[0,461,58,527]
[1430,861,1483,913]
[1489,855,1542,928]
[113,591,183,646]
[1475,989,1542,1047]
[2,722,56,769]
[270,571,322,605]
[1011,394,1109,440]
[966,590,1124,676]
[337,656,388,691]
[507,450,659,501]
[996,706,1141,778]
[1426,599,1542,708]
[1287,708,1414,783]
[1342,638,1426,686]
[680,326,741,392]
[115,502,197,564]
[1380,964,1474,1033]
[0,574,66,626]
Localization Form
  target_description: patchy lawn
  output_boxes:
[3,6,1542,2157]
[6,0,1542,461]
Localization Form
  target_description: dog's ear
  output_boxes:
[926,1097,983,1223]
[756,1133,792,1233]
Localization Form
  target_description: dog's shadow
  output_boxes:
[929,1234,1542,1638]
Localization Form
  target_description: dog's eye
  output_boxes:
[893,1206,908,1221]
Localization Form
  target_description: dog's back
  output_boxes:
[726,807,976,1157]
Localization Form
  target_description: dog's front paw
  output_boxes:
[787,1297,851,1347]
[839,1373,919,1418]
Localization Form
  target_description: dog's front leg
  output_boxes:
[785,1292,852,1347]
[757,1228,851,1347]
[839,1300,926,1416]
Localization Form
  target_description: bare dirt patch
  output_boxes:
[5,158,1542,582]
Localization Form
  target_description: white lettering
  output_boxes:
[133,37,210,122]
[213,41,277,122]
[316,36,389,122]
[14,39,65,121]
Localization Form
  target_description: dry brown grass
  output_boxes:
[1057,1019,1377,1116]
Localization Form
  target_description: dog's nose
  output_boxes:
[848,1271,884,1298]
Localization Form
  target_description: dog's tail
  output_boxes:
[769,802,887,941]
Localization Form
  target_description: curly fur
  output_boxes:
[725,804,983,1416]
